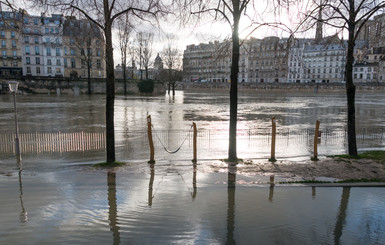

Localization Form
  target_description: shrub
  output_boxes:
[138,79,154,93]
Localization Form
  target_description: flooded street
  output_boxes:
[1,90,385,244]
[1,163,385,244]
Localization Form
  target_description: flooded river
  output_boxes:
[0,90,384,163]
[1,90,385,244]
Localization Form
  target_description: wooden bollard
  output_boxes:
[192,122,197,163]
[270,175,275,184]
[269,117,277,162]
[312,120,320,161]
[147,115,155,163]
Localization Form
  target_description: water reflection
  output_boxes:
[18,170,27,223]
[192,163,197,200]
[334,187,351,245]
[269,177,275,203]
[227,164,236,245]
[107,171,120,245]
[148,164,155,206]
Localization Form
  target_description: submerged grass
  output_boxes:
[330,150,385,163]
[280,178,385,184]
[93,161,126,168]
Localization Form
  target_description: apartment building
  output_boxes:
[0,11,22,77]
[63,17,105,79]
[183,37,290,83]
[1,9,106,79]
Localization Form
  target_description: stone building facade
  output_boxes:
[0,11,23,77]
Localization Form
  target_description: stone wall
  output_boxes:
[177,81,385,93]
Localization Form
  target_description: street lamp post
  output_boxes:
[8,81,21,165]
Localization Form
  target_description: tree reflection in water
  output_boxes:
[334,187,351,245]
[107,171,120,245]
[227,164,236,245]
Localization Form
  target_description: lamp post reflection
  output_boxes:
[107,171,120,245]
[18,170,27,223]
[227,164,236,245]
[148,163,155,206]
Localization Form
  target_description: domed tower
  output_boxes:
[154,53,163,71]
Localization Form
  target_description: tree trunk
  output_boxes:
[172,81,175,96]
[228,4,240,162]
[87,63,91,95]
[345,21,358,156]
[145,67,149,80]
[104,13,116,163]
[123,63,127,95]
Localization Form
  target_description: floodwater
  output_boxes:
[1,90,385,244]
[0,90,385,164]
[1,164,385,244]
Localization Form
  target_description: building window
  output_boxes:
[70,48,75,56]
[45,28,49,34]
[64,58,67,68]
[96,59,101,69]
[35,46,40,55]
[56,48,61,56]
[64,47,67,55]
[1,40,6,48]
[2,50,7,58]
[0,31,4,37]
[11,31,15,38]
[56,68,61,74]
[47,67,52,74]
[36,67,40,74]
[34,37,39,44]
[34,18,38,25]
[25,46,30,55]
[26,57,30,64]
[56,59,61,65]
[13,51,17,57]
[26,67,31,74]
[46,47,51,56]
[12,40,16,48]
[97,48,101,56]
[47,59,52,66]
[24,36,29,44]
[71,58,76,68]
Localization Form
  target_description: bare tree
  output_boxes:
[32,0,169,164]
[162,40,180,95]
[117,13,132,94]
[306,0,385,156]
[189,0,282,162]
[136,31,153,80]
[64,18,102,94]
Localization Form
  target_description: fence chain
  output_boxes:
[151,124,193,154]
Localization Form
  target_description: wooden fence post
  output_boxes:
[269,117,277,162]
[313,120,320,161]
[192,122,197,163]
[147,115,155,163]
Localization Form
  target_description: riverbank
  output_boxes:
[177,81,385,93]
